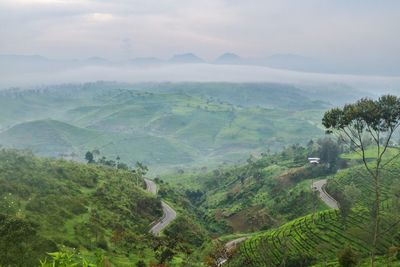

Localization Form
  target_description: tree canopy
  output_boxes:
[322,95,400,267]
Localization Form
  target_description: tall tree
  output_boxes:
[135,162,148,177]
[317,137,340,169]
[85,151,94,164]
[322,95,400,266]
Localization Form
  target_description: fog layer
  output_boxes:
[1,63,399,95]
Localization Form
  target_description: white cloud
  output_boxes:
[1,0,87,6]
[6,0,65,4]
[87,12,113,22]
[0,0,399,72]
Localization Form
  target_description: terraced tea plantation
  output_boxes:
[229,156,400,266]
[326,162,400,207]
[232,207,399,266]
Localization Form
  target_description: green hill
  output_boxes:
[0,118,195,165]
[137,82,331,110]
[0,149,164,266]
[226,156,400,266]
[0,83,327,172]
[0,119,103,156]
[229,207,400,267]
[162,145,333,234]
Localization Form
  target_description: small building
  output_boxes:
[308,157,320,164]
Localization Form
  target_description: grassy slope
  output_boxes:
[0,84,326,172]
[231,208,398,266]
[228,156,400,266]
[0,119,103,156]
[0,149,163,266]
[144,82,329,110]
[162,147,331,235]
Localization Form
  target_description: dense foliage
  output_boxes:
[0,82,327,171]
[227,153,400,266]
[0,149,163,265]
[323,95,400,265]
[163,141,340,235]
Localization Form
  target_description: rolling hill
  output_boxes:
[0,83,329,172]
[162,144,334,235]
[225,153,400,266]
[0,119,101,157]
[0,149,164,266]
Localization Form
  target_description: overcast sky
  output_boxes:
[0,0,399,66]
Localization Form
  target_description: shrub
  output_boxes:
[285,254,316,267]
[338,246,358,267]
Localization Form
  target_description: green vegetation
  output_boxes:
[338,246,359,267]
[0,149,207,266]
[225,95,400,266]
[4,84,399,266]
[229,202,400,266]
[0,82,328,172]
[0,149,212,266]
[323,95,400,265]
[163,140,339,235]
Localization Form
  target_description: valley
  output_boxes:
[2,1,400,266]
[0,82,331,173]
[0,82,399,267]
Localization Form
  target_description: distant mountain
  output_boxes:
[83,56,110,65]
[1,53,399,76]
[0,55,111,65]
[169,53,204,63]
[130,57,164,65]
[250,53,333,73]
[214,53,243,64]
[0,54,50,62]
[0,54,72,74]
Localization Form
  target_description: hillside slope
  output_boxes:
[0,149,163,266]
[163,145,333,234]
[0,119,102,156]
[227,157,400,266]
[229,207,400,266]
[0,83,326,171]
[0,118,194,165]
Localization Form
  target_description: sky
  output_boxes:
[0,0,399,67]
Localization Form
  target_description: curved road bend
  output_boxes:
[144,178,177,235]
[312,179,339,209]
[219,180,338,266]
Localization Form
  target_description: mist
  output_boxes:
[1,62,399,96]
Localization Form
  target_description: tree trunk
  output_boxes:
[371,175,381,267]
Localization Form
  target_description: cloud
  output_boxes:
[88,12,113,22]
[0,0,399,72]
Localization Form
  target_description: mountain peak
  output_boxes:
[266,53,312,61]
[130,57,163,65]
[169,53,204,63]
[214,52,242,64]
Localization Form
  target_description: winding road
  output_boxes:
[144,176,338,265]
[144,178,177,235]
[312,179,339,209]
[218,179,338,266]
